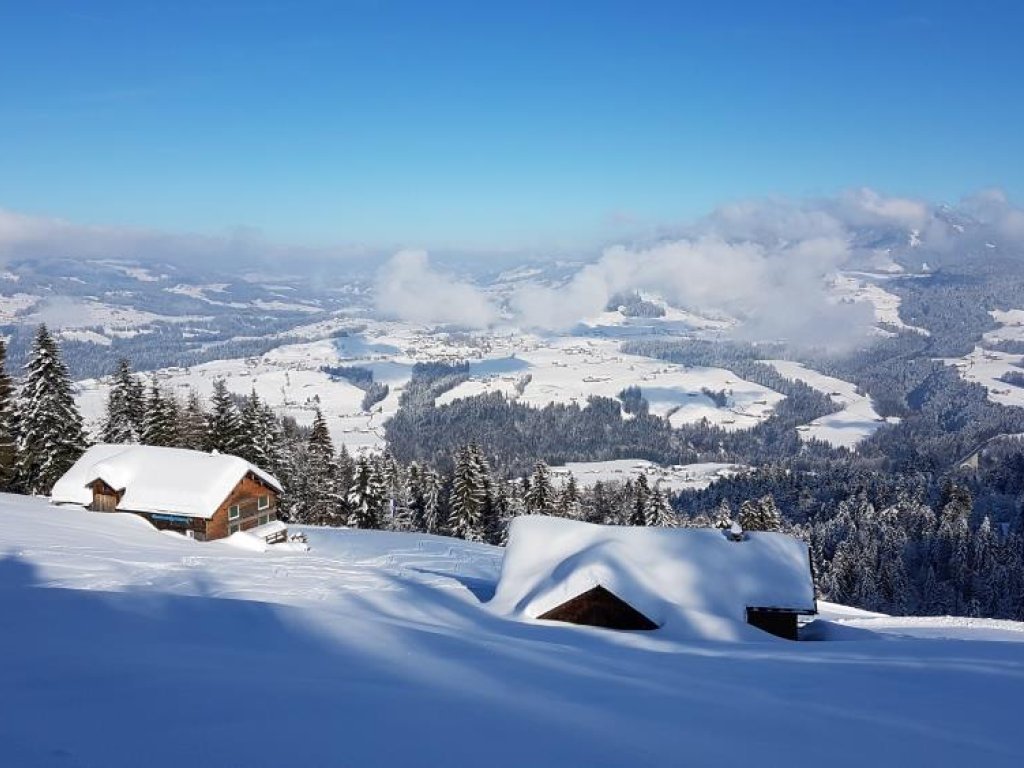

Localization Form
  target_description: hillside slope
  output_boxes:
[2,495,1023,767]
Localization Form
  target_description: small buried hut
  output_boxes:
[489,516,816,641]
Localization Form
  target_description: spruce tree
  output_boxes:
[205,379,242,455]
[524,461,553,515]
[644,485,676,527]
[101,358,144,444]
[17,325,86,494]
[176,388,209,451]
[449,445,485,540]
[422,467,444,534]
[0,338,17,490]
[629,473,651,526]
[141,377,178,447]
[348,455,385,529]
[302,408,341,525]
[713,499,733,529]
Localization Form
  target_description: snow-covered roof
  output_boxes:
[51,444,282,520]
[490,516,815,640]
[248,519,288,540]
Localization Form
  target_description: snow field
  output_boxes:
[766,359,898,448]
[2,495,1024,767]
[551,459,743,493]
[830,273,930,336]
[942,346,1024,409]
[437,336,784,432]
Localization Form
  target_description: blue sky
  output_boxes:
[1,1,1022,252]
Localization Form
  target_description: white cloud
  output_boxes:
[0,207,376,269]
[373,250,498,328]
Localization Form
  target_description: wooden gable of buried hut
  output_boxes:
[537,584,658,631]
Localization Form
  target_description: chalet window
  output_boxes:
[258,514,269,526]
[258,495,270,510]
[229,523,240,535]
[229,504,240,520]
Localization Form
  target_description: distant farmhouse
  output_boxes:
[51,444,286,544]
[490,516,816,640]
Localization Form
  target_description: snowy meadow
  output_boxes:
[2,496,1023,768]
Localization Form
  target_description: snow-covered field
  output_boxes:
[435,336,783,431]
[766,360,898,448]
[2,494,1023,767]
[942,346,1024,409]
[831,272,930,336]
[984,309,1024,345]
[552,459,743,492]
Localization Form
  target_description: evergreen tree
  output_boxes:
[17,325,86,494]
[100,358,144,444]
[738,494,782,532]
[176,389,209,451]
[0,337,17,491]
[556,474,583,519]
[449,445,486,540]
[406,462,427,531]
[348,455,386,529]
[141,377,178,447]
[421,467,444,534]
[629,473,651,526]
[524,461,554,515]
[205,379,242,455]
[236,389,265,467]
[302,408,341,525]
[712,499,733,529]
[644,484,676,527]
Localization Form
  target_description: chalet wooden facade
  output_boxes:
[52,444,285,543]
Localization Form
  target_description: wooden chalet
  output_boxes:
[51,444,286,543]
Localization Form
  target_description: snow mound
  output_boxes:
[490,516,815,641]
[51,443,281,519]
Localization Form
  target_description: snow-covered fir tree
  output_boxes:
[421,467,444,534]
[100,358,145,444]
[300,408,342,525]
[176,388,209,451]
[448,445,486,541]
[644,484,676,527]
[348,455,386,529]
[712,499,733,529]
[0,337,17,491]
[205,379,242,455]
[524,460,554,514]
[556,474,583,519]
[629,473,651,526]
[17,325,86,495]
[141,377,178,447]
[738,494,782,532]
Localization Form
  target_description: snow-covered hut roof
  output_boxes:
[51,444,282,519]
[489,516,815,640]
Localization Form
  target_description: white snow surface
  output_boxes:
[2,494,1024,766]
[552,459,744,492]
[830,272,930,336]
[942,346,1024,408]
[766,359,898,448]
[490,516,815,640]
[50,444,281,518]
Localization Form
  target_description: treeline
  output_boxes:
[679,463,1024,620]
